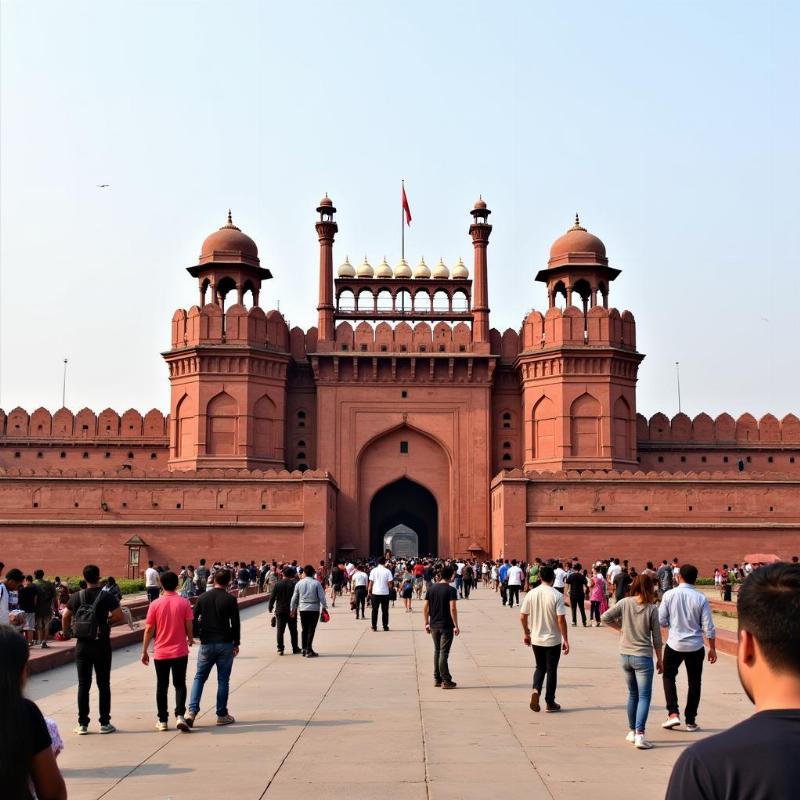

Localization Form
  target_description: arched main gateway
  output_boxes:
[370,478,438,557]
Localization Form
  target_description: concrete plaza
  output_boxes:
[29,587,751,800]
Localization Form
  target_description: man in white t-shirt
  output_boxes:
[553,563,567,594]
[368,558,394,631]
[606,559,621,604]
[351,564,368,619]
[0,568,24,625]
[506,559,524,608]
[520,565,569,713]
[145,560,161,603]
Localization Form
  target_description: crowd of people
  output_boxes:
[0,551,798,800]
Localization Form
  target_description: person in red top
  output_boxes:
[141,571,194,732]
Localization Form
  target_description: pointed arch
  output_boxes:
[532,396,556,459]
[253,394,277,458]
[206,391,237,455]
[571,393,601,457]
[613,396,632,459]
[175,393,194,459]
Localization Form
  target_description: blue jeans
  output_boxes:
[188,643,235,717]
[621,654,654,732]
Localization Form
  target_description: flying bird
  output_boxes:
[96,184,110,188]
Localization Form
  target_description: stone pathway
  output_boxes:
[28,587,751,799]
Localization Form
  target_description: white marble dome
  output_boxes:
[414,256,431,279]
[337,256,355,278]
[356,256,374,278]
[375,257,393,278]
[452,257,469,279]
[394,258,412,278]
[432,258,449,279]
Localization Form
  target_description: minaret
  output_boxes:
[316,195,338,347]
[469,197,492,346]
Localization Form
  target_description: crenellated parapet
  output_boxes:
[520,306,636,351]
[636,412,800,444]
[170,304,289,352]
[0,407,168,440]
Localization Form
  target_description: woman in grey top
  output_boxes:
[601,574,663,749]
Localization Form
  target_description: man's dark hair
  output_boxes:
[34,569,44,580]
[83,564,101,584]
[539,565,555,584]
[662,560,668,565]
[378,557,386,565]
[614,558,620,565]
[304,564,315,577]
[738,562,800,672]
[440,565,454,581]
[646,561,654,570]
[574,563,582,571]
[199,558,206,566]
[511,559,517,566]
[679,564,698,584]
[160,571,179,591]
[214,568,232,587]
[148,560,154,567]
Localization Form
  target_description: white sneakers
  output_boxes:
[686,723,700,732]
[176,715,190,732]
[156,721,168,731]
[634,734,654,749]
[626,730,654,749]
[661,716,681,729]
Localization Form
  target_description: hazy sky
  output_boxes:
[1,1,798,420]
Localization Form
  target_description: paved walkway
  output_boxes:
[29,587,751,800]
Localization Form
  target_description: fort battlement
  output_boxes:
[520,305,637,351]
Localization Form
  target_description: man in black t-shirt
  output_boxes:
[565,565,588,626]
[423,565,460,689]
[62,563,124,735]
[666,562,800,799]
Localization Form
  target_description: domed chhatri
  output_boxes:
[548,213,608,266]
[414,256,431,279]
[452,257,469,279]
[337,256,355,278]
[319,194,333,208]
[356,256,374,278]
[199,210,260,267]
[473,197,487,210]
[432,258,450,279]
[376,257,393,279]
[394,257,412,278]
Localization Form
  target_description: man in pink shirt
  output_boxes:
[141,570,194,731]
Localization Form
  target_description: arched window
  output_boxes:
[503,441,511,448]
[570,393,601,457]
[502,453,512,462]
[337,289,355,312]
[451,290,469,312]
[297,439,306,447]
[414,290,431,313]
[433,290,449,312]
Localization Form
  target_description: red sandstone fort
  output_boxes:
[1,198,798,574]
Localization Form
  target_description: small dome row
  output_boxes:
[338,256,469,280]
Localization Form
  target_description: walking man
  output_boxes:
[565,563,588,626]
[352,563,368,619]
[33,569,56,648]
[186,568,240,727]
[145,560,160,603]
[269,566,301,655]
[368,557,394,631]
[140,571,194,731]
[290,564,328,657]
[506,559,524,608]
[62,564,124,734]
[666,562,800,799]
[659,563,717,732]
[424,565,460,688]
[520,565,570,713]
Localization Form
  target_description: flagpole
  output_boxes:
[401,179,405,260]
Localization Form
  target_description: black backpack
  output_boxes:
[73,590,104,640]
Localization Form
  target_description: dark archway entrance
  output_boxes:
[369,478,438,557]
